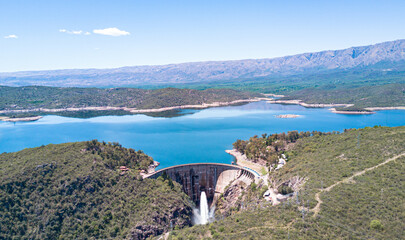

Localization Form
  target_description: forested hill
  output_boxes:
[283,83,405,111]
[168,126,405,239]
[0,141,192,239]
[0,86,260,112]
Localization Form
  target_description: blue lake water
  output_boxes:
[0,101,404,169]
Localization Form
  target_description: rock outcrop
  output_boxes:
[215,180,247,217]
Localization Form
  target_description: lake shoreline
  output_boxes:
[225,149,265,174]
[1,100,404,169]
[266,99,405,115]
[2,97,404,122]
[0,97,272,122]
[267,99,353,108]
[0,116,43,122]
[329,108,375,115]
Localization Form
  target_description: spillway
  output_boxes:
[199,192,209,224]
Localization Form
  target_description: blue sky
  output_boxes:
[1,0,405,72]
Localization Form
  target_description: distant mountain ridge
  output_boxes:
[1,39,405,87]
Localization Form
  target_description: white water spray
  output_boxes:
[192,191,215,225]
[200,192,209,224]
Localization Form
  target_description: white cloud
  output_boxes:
[59,29,86,35]
[71,30,83,35]
[84,32,91,35]
[93,27,130,37]
[4,34,18,39]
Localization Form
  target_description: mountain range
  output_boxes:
[1,39,404,87]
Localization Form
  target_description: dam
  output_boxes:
[146,163,258,206]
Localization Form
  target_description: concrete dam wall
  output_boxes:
[146,163,256,206]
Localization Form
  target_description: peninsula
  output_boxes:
[171,126,405,239]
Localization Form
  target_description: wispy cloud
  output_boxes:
[4,34,18,39]
[59,29,86,35]
[93,27,130,37]
[59,27,130,37]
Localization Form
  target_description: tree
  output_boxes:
[245,137,266,161]
[287,131,299,143]
[233,139,247,154]
[272,141,285,152]
[266,153,279,165]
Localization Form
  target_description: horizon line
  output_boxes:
[1,38,403,74]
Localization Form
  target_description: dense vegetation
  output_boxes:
[284,83,405,110]
[0,141,192,239]
[233,131,339,166]
[166,126,405,239]
[0,86,260,113]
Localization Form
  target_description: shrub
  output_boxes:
[250,182,257,192]
[259,187,269,199]
[212,232,220,238]
[370,220,383,231]
[278,185,294,195]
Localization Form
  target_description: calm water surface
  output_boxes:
[0,101,404,169]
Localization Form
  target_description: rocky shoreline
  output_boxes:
[225,149,265,174]
[267,99,405,115]
[263,93,285,98]
[2,97,404,122]
[365,106,405,111]
[128,98,271,113]
[0,116,43,122]
[0,97,272,122]
[267,99,353,108]
[329,108,375,115]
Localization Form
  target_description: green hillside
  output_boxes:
[1,127,404,239]
[283,83,405,110]
[0,141,192,240]
[0,86,260,112]
[167,126,405,239]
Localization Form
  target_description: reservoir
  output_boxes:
[0,101,404,169]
